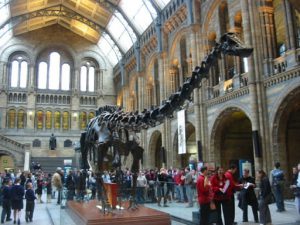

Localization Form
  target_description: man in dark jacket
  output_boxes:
[66,170,75,201]
[1,179,12,223]
[239,169,258,223]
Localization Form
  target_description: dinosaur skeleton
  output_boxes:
[79,32,253,212]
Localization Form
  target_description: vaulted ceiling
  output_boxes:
[0,0,171,66]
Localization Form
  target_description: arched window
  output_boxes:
[54,111,61,129]
[17,110,25,129]
[80,61,96,92]
[8,109,16,128]
[46,111,52,129]
[61,64,70,90]
[37,51,72,90]
[10,57,28,88]
[80,66,87,91]
[49,52,60,90]
[36,111,43,129]
[38,62,47,89]
[63,111,69,130]
[79,112,87,129]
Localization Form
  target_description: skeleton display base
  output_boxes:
[66,200,171,225]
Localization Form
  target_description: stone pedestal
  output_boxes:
[48,150,57,157]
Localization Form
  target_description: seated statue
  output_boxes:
[49,133,57,150]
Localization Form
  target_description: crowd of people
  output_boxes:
[197,162,300,225]
[0,161,299,225]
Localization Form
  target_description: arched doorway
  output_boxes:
[0,153,15,173]
[212,108,254,176]
[273,87,300,181]
[173,123,196,169]
[148,131,162,169]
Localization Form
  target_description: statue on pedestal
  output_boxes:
[49,133,57,150]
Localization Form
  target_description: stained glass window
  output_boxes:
[8,109,15,128]
[17,110,25,129]
[80,112,87,130]
[63,111,69,130]
[36,111,43,129]
[46,111,52,129]
[54,111,61,129]
[88,112,95,121]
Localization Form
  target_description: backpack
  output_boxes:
[272,169,284,186]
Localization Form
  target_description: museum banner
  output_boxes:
[177,109,186,154]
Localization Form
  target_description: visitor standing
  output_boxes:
[225,164,240,225]
[270,162,285,212]
[291,163,300,216]
[11,178,24,225]
[36,175,44,203]
[46,174,52,203]
[25,183,36,222]
[238,169,259,223]
[1,179,12,223]
[210,167,230,225]
[52,167,63,204]
[66,170,75,201]
[196,166,212,225]
[257,170,272,225]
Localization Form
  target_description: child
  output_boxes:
[25,183,36,222]
[46,174,52,203]
[1,179,12,223]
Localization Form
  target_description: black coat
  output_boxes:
[260,176,271,198]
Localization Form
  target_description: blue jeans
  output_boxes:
[175,185,184,202]
[136,187,145,203]
[185,185,194,206]
[273,184,285,211]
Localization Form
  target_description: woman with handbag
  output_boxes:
[257,170,272,225]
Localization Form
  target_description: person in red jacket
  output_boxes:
[197,166,212,225]
[225,164,242,225]
[211,167,231,225]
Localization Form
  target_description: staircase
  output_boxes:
[31,157,75,174]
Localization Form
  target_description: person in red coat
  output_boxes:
[225,164,242,225]
[211,167,231,225]
[196,166,212,225]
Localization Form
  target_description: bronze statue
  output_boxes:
[49,133,57,150]
[79,32,253,212]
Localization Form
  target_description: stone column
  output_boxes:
[241,0,267,172]
[138,73,144,112]
[29,64,35,89]
[282,0,296,50]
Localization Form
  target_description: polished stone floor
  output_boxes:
[0,195,299,225]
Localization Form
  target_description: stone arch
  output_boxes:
[271,85,300,179]
[148,130,162,168]
[33,43,76,65]
[0,44,35,64]
[0,149,21,172]
[172,121,196,169]
[210,107,254,172]
[202,0,223,35]
[79,50,107,70]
